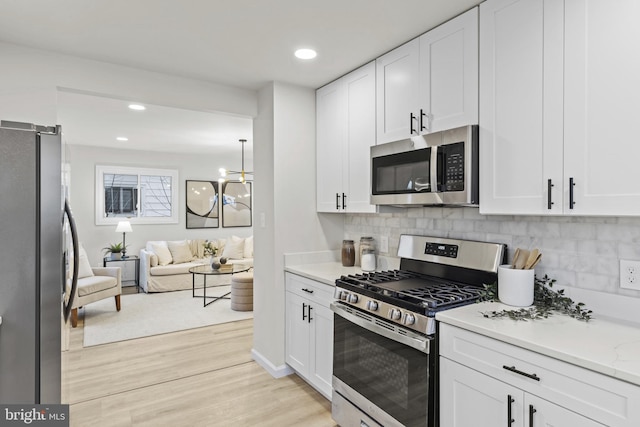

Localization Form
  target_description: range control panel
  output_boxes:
[424,242,458,258]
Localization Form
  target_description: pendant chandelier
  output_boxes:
[219,139,253,183]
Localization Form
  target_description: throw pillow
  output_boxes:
[150,253,158,267]
[77,243,94,279]
[167,240,194,264]
[222,235,245,259]
[243,235,254,258]
[151,243,173,266]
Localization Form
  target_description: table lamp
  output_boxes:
[115,220,133,258]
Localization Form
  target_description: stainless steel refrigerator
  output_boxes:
[0,121,78,404]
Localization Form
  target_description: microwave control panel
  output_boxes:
[441,142,465,192]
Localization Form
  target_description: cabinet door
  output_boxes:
[309,303,334,399]
[420,7,478,133]
[316,79,345,212]
[526,394,604,427]
[440,357,524,427]
[564,0,640,215]
[376,39,420,144]
[285,291,310,376]
[344,61,376,213]
[479,0,564,215]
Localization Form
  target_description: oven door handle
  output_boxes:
[331,302,431,354]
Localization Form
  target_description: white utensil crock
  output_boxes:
[498,265,535,307]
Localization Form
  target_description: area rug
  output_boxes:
[82,287,252,347]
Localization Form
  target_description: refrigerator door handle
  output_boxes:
[63,199,79,321]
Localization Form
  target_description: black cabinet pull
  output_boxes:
[342,193,347,210]
[503,365,541,381]
[420,109,427,132]
[335,193,340,210]
[529,405,537,426]
[547,179,554,209]
[410,112,417,134]
[301,288,314,294]
[569,177,576,209]
[507,395,515,426]
[308,305,313,323]
[302,302,307,321]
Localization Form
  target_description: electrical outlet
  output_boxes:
[379,235,389,253]
[620,260,640,290]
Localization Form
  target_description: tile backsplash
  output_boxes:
[345,207,640,299]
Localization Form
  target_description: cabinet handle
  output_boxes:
[342,193,347,210]
[410,112,417,134]
[336,193,340,210]
[529,405,537,427]
[507,395,515,426]
[420,109,428,132]
[547,179,554,209]
[503,365,541,381]
[302,302,307,321]
[569,177,576,209]
[301,288,314,294]
[308,305,313,323]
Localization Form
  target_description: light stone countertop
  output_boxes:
[284,262,363,286]
[436,301,640,387]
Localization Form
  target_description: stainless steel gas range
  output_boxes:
[330,235,506,427]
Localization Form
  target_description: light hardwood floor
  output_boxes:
[63,309,335,426]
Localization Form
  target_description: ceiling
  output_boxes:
[0,0,479,153]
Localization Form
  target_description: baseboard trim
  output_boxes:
[251,348,294,378]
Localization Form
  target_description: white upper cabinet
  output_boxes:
[563,0,640,215]
[376,8,479,144]
[316,61,376,213]
[420,7,478,133]
[376,38,421,144]
[480,0,640,215]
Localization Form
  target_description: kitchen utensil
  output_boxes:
[514,249,530,269]
[527,253,542,269]
[512,248,521,268]
[524,249,540,269]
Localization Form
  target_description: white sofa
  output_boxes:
[139,236,253,293]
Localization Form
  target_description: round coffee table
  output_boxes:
[189,263,251,307]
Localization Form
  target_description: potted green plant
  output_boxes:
[103,242,125,260]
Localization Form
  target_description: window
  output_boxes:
[96,165,178,225]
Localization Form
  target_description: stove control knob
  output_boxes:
[388,308,402,321]
[403,313,416,326]
[348,294,359,304]
[366,301,378,311]
[334,289,343,300]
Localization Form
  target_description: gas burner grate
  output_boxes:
[399,283,483,308]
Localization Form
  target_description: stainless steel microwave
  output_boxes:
[370,125,479,206]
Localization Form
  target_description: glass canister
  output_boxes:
[359,236,376,266]
[361,248,376,272]
[341,240,355,267]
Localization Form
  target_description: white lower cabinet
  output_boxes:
[285,273,333,399]
[439,323,640,426]
[440,358,603,427]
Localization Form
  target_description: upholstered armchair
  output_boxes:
[70,266,122,328]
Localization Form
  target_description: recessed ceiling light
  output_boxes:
[295,48,317,60]
[128,104,146,111]
[116,137,128,141]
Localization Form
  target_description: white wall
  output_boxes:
[252,82,343,373]
[68,145,253,266]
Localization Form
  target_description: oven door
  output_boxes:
[331,302,435,427]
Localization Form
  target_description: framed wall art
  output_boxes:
[186,180,219,229]
[222,181,252,227]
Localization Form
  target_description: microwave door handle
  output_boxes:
[430,145,438,193]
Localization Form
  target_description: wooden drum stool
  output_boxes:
[231,272,253,311]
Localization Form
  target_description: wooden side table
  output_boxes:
[103,255,140,292]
